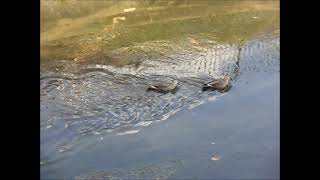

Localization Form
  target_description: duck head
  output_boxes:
[223,76,232,83]
[172,80,179,86]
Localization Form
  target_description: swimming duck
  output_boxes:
[147,80,179,93]
[202,76,231,92]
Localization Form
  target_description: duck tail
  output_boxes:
[202,84,215,91]
[147,85,157,91]
[203,83,212,88]
[202,86,211,91]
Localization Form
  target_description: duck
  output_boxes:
[202,76,231,92]
[147,80,179,93]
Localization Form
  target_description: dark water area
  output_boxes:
[41,1,279,179]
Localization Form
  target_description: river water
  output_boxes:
[41,1,279,179]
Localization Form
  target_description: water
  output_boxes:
[41,33,279,179]
[41,1,279,179]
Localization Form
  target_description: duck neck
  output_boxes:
[170,82,177,88]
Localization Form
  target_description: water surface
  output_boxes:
[41,1,279,179]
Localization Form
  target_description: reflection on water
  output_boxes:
[41,0,279,65]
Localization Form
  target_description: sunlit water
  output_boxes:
[41,33,279,171]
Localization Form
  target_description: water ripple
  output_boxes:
[41,33,279,162]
